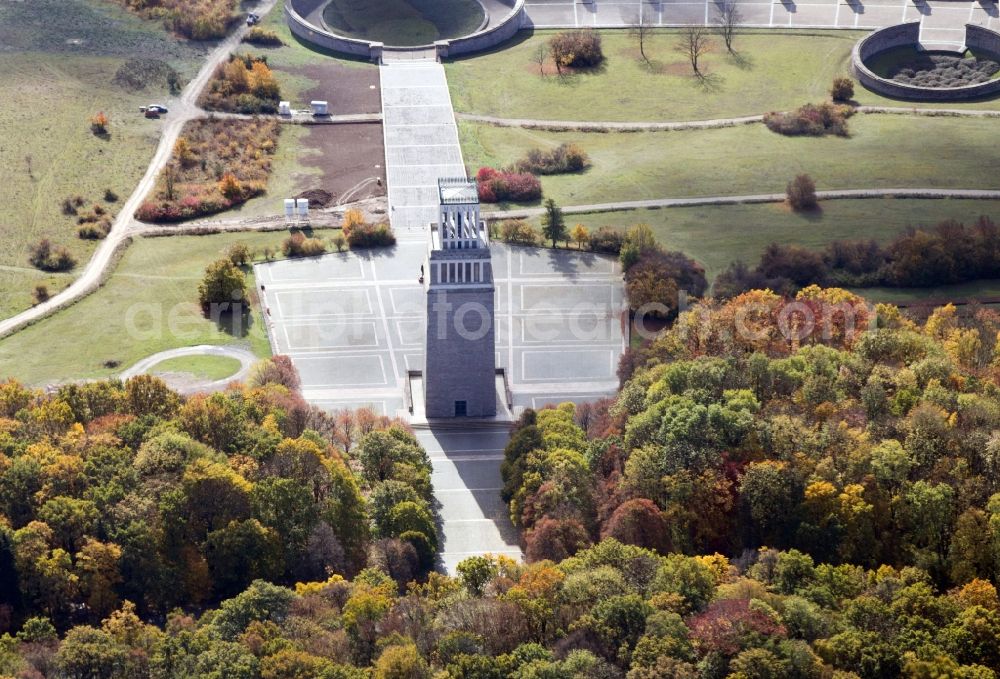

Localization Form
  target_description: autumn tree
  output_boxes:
[787,174,818,211]
[90,112,109,135]
[628,4,657,63]
[625,258,680,318]
[374,643,430,679]
[571,223,590,249]
[198,258,247,312]
[601,498,670,554]
[541,198,566,248]
[532,43,548,76]
[226,242,252,266]
[713,0,743,54]
[676,26,714,76]
[174,136,196,167]
[831,76,855,102]
[219,173,242,200]
[525,517,591,562]
[163,161,178,201]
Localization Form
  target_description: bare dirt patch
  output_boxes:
[295,188,334,207]
[296,62,382,115]
[299,123,386,204]
[519,60,605,79]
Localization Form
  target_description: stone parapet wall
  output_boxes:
[436,0,525,58]
[286,0,524,61]
[286,1,382,60]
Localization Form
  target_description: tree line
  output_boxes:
[0,357,437,638]
[2,539,998,678]
[716,216,1000,298]
[500,287,1000,676]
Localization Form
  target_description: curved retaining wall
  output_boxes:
[286,1,383,60]
[853,22,1000,101]
[286,0,524,61]
[436,0,525,58]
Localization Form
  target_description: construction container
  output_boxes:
[296,198,309,219]
[283,199,295,219]
[278,101,291,116]
[310,100,328,116]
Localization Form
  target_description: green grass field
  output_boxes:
[460,115,1000,207]
[534,199,1000,281]
[0,0,207,316]
[321,0,484,46]
[445,29,1000,122]
[853,280,1000,304]
[0,231,288,387]
[151,354,244,380]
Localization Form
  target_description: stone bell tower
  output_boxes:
[423,178,496,418]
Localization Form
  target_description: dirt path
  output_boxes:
[487,188,1000,219]
[457,106,1000,132]
[131,196,388,236]
[456,112,765,131]
[194,110,383,124]
[0,0,279,339]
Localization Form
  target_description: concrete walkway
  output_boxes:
[380,59,467,240]
[488,188,1000,219]
[458,112,765,131]
[459,106,1000,132]
[377,57,524,571]
[416,425,523,574]
[522,0,999,49]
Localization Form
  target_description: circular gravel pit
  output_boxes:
[321,0,486,47]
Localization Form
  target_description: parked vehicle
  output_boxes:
[146,104,168,114]
[246,13,260,25]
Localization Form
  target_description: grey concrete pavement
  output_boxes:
[416,426,522,574]
[251,54,629,573]
[380,60,467,241]
[254,241,627,573]
[253,243,626,413]
[521,0,999,49]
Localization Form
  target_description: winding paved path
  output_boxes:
[487,188,1000,219]
[120,345,257,394]
[0,0,278,340]
[459,106,1000,132]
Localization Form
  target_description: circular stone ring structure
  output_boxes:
[285,0,526,62]
[853,22,1000,101]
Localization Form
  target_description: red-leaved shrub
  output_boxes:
[475,167,542,203]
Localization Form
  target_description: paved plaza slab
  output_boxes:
[255,241,624,573]
[522,0,998,41]
[255,57,631,573]
[254,243,625,414]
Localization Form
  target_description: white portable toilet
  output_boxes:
[296,198,309,220]
[278,101,291,116]
[310,100,328,116]
[283,198,295,220]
